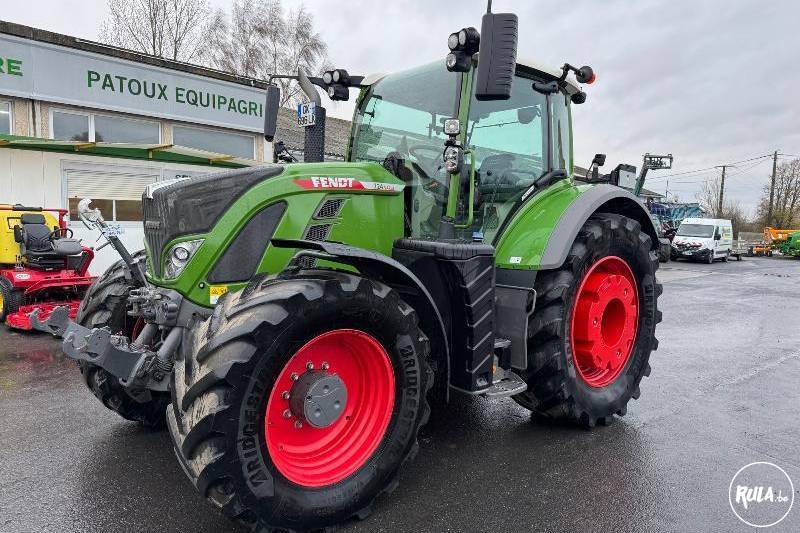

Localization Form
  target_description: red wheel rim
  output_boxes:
[570,256,639,388]
[264,329,395,487]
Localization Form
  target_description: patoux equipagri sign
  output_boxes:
[0,33,266,133]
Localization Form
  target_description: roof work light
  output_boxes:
[446,26,480,72]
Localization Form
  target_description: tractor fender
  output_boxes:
[539,184,659,269]
[271,238,450,388]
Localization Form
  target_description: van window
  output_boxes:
[677,223,714,238]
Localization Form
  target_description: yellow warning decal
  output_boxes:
[209,285,229,305]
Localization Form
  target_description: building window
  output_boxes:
[67,197,144,222]
[94,115,160,143]
[173,125,255,159]
[51,109,159,143]
[0,101,11,135]
[52,110,90,141]
[65,163,159,223]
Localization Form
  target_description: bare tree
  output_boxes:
[100,0,214,63]
[206,0,328,106]
[755,158,800,228]
[696,177,750,236]
[697,177,723,217]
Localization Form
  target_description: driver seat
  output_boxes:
[14,213,83,270]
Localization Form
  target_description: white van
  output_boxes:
[672,218,733,263]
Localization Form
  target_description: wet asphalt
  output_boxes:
[1,256,799,533]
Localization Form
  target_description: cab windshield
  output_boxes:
[349,63,573,242]
[677,223,715,238]
[350,63,460,237]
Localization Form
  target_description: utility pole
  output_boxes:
[717,165,727,217]
[767,150,778,227]
[665,180,670,202]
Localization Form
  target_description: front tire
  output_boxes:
[0,277,22,322]
[76,251,169,428]
[513,213,661,427]
[168,271,432,532]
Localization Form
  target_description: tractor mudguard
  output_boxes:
[540,185,659,269]
[495,182,659,270]
[271,238,450,392]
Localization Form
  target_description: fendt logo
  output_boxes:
[293,177,404,193]
[310,176,354,188]
[728,462,794,528]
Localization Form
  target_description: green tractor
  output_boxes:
[44,6,661,532]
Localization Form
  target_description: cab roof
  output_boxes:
[362,56,582,94]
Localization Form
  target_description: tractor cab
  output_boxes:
[349,58,582,243]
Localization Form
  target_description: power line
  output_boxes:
[663,159,769,184]
[647,153,773,180]
[650,159,774,190]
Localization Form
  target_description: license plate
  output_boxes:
[683,251,692,256]
[101,224,124,237]
[297,102,316,127]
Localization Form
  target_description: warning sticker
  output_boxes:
[209,285,229,305]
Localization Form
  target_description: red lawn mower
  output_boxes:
[0,204,95,331]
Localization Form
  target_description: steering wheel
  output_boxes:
[49,228,74,241]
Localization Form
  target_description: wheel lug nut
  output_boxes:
[290,373,299,381]
[281,391,290,400]
[294,420,303,429]
[306,361,314,370]
[282,409,292,419]
[321,362,329,370]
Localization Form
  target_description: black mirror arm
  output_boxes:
[534,169,569,189]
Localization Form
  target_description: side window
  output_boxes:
[550,93,572,172]
[466,75,547,182]
[465,75,548,242]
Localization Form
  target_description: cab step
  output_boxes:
[481,369,527,398]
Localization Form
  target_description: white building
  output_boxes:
[0,21,349,273]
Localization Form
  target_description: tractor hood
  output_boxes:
[142,162,405,307]
[143,165,285,277]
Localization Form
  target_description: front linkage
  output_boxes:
[42,285,205,392]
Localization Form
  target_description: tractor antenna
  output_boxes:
[486,0,492,13]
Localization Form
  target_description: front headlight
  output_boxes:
[163,239,203,280]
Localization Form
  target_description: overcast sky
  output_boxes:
[6,0,800,215]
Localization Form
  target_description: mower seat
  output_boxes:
[15,213,83,269]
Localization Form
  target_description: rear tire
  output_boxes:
[76,251,169,428]
[168,271,432,532]
[513,213,661,427]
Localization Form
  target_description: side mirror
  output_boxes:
[590,153,606,180]
[714,233,722,240]
[13,225,23,243]
[592,153,606,167]
[263,85,281,142]
[474,12,518,100]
